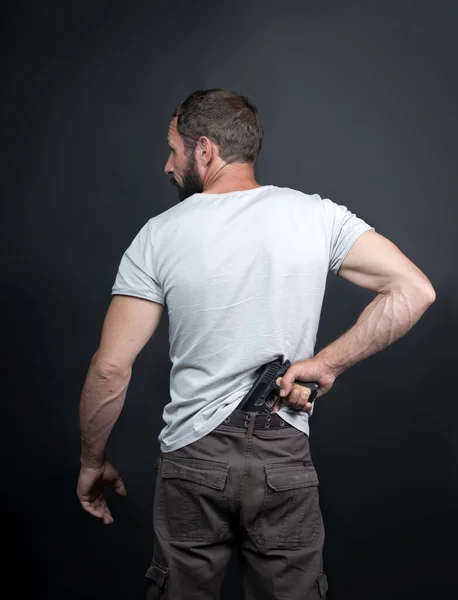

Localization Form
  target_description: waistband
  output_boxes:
[222,408,293,430]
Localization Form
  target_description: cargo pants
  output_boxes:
[145,409,328,599]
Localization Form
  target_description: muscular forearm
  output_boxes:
[79,359,131,468]
[316,281,435,377]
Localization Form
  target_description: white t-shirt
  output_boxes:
[112,185,374,452]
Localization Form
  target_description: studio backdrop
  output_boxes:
[4,1,457,598]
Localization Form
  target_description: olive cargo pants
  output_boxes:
[145,409,328,599]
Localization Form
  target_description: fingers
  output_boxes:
[113,476,128,497]
[102,511,114,525]
[80,499,114,524]
[288,385,313,412]
[96,496,114,524]
[77,461,126,524]
[108,465,128,497]
[80,500,104,520]
[276,377,314,413]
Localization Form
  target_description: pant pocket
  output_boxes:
[155,455,230,542]
[145,560,168,599]
[252,462,322,548]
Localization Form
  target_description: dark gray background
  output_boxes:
[3,0,457,598]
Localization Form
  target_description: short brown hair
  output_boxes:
[173,89,263,165]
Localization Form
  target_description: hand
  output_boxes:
[77,459,127,525]
[276,358,336,413]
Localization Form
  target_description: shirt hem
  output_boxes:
[159,401,240,453]
[159,401,311,452]
[276,409,310,436]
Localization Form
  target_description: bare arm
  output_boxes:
[80,295,164,468]
[279,230,436,409]
[316,230,435,376]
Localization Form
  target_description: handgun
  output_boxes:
[237,358,319,414]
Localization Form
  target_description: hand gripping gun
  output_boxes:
[237,358,319,415]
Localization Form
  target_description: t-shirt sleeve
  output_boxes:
[322,197,375,275]
[111,220,165,305]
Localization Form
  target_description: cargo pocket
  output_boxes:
[317,571,329,598]
[252,462,322,548]
[145,560,168,599]
[156,456,230,542]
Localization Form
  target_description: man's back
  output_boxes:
[78,90,434,599]
[112,185,373,452]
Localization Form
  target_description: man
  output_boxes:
[77,89,435,599]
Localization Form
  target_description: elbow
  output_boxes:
[414,274,436,307]
[422,282,436,307]
[386,275,436,311]
[403,277,436,311]
[90,353,132,381]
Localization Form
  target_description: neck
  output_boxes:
[202,162,261,194]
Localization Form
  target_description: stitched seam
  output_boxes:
[252,475,271,543]
[280,489,297,544]
[235,418,255,517]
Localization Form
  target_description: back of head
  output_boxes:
[173,89,263,165]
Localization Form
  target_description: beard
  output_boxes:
[169,153,204,202]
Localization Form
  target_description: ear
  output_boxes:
[195,136,215,166]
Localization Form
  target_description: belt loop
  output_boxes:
[246,412,256,438]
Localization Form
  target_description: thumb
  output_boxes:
[113,476,128,497]
[276,376,290,397]
[276,364,305,397]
